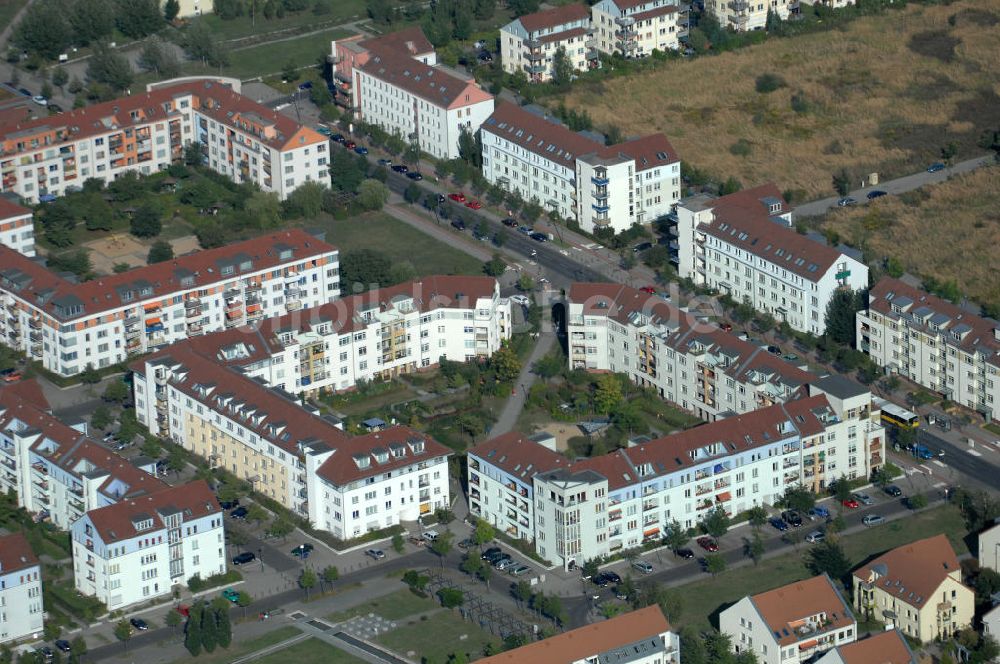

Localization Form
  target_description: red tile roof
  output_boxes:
[613,0,666,11]
[599,133,679,171]
[85,480,220,544]
[478,605,671,664]
[750,574,855,647]
[469,432,570,480]
[538,26,590,45]
[833,631,915,664]
[516,4,591,33]
[0,196,31,220]
[852,534,966,609]
[0,532,39,574]
[315,425,452,487]
[0,229,336,321]
[361,27,435,57]
[359,48,491,109]
[632,3,681,21]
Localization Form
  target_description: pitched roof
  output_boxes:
[631,3,681,21]
[360,27,435,57]
[696,184,844,282]
[0,532,39,574]
[315,425,452,488]
[0,196,31,220]
[832,631,915,664]
[468,432,570,481]
[749,574,855,647]
[853,534,966,609]
[359,48,488,109]
[0,229,335,321]
[516,3,591,33]
[85,480,219,544]
[598,133,679,172]
[477,605,671,664]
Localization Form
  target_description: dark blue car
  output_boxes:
[770,517,789,532]
[354,146,369,155]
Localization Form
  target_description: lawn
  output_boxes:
[814,167,1000,314]
[560,0,1000,198]
[0,0,28,39]
[308,211,485,278]
[673,504,969,631]
[181,28,352,80]
[376,609,497,663]
[325,588,438,623]
[170,626,302,664]
[196,4,367,42]
[256,638,366,664]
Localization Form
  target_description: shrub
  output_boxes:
[755,73,786,93]
[729,139,752,157]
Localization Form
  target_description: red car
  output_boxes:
[175,604,191,617]
[2,371,22,383]
[465,199,483,210]
[696,536,718,552]
[720,323,733,332]
[842,498,860,509]
[344,141,356,150]
[448,193,467,203]
[640,286,656,294]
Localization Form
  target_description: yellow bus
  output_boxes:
[880,402,920,430]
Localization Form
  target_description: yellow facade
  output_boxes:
[853,573,973,643]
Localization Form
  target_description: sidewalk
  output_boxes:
[492,332,556,436]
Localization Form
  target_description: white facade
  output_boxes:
[576,147,680,234]
[980,521,1000,572]
[857,277,1000,422]
[704,0,791,32]
[0,229,338,377]
[0,533,43,645]
[591,0,688,57]
[71,480,225,611]
[674,185,869,335]
[0,200,34,257]
[500,5,600,83]
[163,0,208,17]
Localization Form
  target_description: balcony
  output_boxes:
[591,175,609,186]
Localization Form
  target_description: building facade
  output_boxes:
[856,277,1000,422]
[979,520,1000,572]
[71,480,225,611]
[815,631,916,664]
[478,605,678,664]
[481,103,680,233]
[704,0,792,32]
[591,0,689,57]
[0,198,33,257]
[330,28,437,112]
[500,5,600,83]
[853,534,974,643]
[0,532,43,644]
[721,574,857,664]
[673,184,869,335]
[176,275,511,396]
[0,229,339,377]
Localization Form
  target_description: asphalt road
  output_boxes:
[916,428,999,491]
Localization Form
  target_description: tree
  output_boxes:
[430,532,453,568]
[593,373,623,415]
[392,532,405,554]
[52,67,69,88]
[636,583,683,623]
[113,619,132,651]
[130,205,162,238]
[490,344,521,383]
[184,603,203,656]
[744,532,765,565]
[581,559,600,580]
[268,518,295,540]
[147,240,174,264]
[283,181,325,218]
[825,289,864,346]
[40,199,77,247]
[513,580,532,608]
[200,601,218,653]
[165,608,182,631]
[13,0,74,60]
[832,169,852,197]
[115,0,165,38]
[340,248,394,292]
[719,176,743,196]
[517,273,535,292]
[246,504,268,525]
[663,519,690,552]
[807,541,851,583]
[507,0,540,16]
[182,20,229,67]
[437,587,464,609]
[522,198,542,224]
[246,191,282,228]
[357,179,390,211]
[457,128,482,169]
[551,46,574,89]
[704,553,727,576]
[474,519,495,547]
[322,565,339,592]
[141,437,162,458]
[215,606,232,649]
[138,36,180,77]
[781,485,816,513]
[829,477,852,502]
[164,0,181,20]
[167,447,187,474]
[298,567,317,599]
[330,149,367,192]
[87,42,133,91]
[701,507,730,538]
[403,182,422,204]
[91,404,113,431]
[69,637,87,664]
[236,591,253,618]
[907,494,927,510]
[102,379,128,404]
[940,142,958,166]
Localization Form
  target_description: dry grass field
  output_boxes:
[817,167,1000,311]
[561,1,1000,197]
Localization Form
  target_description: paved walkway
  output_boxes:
[492,333,556,436]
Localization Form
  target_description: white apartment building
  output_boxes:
[0,80,328,203]
[797,0,855,9]
[132,346,452,535]
[351,47,495,160]
[330,28,437,112]
[704,0,792,32]
[0,533,43,645]
[163,0,208,17]
[0,381,169,529]
[0,229,339,377]
[857,277,1000,422]
[721,574,857,664]
[0,197,34,257]
[478,605,679,664]
[500,4,600,83]
[177,275,511,395]
[71,480,225,611]
[674,184,869,335]
[567,282,815,420]
[815,631,916,664]
[481,103,680,233]
[469,388,884,567]
[591,0,689,57]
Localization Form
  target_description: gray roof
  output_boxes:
[813,374,868,400]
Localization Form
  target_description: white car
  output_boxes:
[510,295,530,306]
[32,95,47,106]
[421,530,439,542]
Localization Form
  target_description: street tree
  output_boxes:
[69,637,87,664]
[704,554,727,576]
[148,240,174,264]
[165,608,182,631]
[490,344,521,383]
[483,253,506,277]
[200,601,218,653]
[357,179,390,211]
[513,580,532,608]
[430,532,454,568]
[102,379,128,404]
[781,485,816,513]
[322,565,339,592]
[663,520,690,552]
[392,532,405,553]
[113,620,132,651]
[236,591,253,618]
[581,559,600,580]
[747,506,769,531]
[474,519,495,546]
[87,42,133,91]
[807,540,852,583]
[832,169,852,197]
[701,507,730,538]
[744,532,765,565]
[164,0,181,20]
[830,477,852,502]
[184,604,203,656]
[268,518,295,541]
[215,605,232,649]
[299,567,318,599]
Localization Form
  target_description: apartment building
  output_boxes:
[478,605,679,664]
[852,534,974,643]
[0,229,339,377]
[349,47,494,160]
[591,0,689,57]
[172,275,511,395]
[469,391,884,567]
[674,184,869,335]
[481,103,680,233]
[857,277,1000,422]
[0,533,43,645]
[721,574,857,664]
[979,519,1000,572]
[0,197,34,256]
[132,345,452,535]
[704,0,792,32]
[566,283,815,420]
[500,5,600,83]
[0,380,168,529]
[0,80,328,203]
[71,479,225,611]
[164,0,209,17]
[815,631,916,664]
[330,28,437,110]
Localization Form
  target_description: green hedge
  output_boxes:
[47,582,105,622]
[187,570,242,593]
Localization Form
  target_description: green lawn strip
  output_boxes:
[170,625,302,664]
[984,423,1000,437]
[197,4,365,42]
[375,609,496,663]
[182,28,352,80]
[325,588,437,623]
[255,637,367,664]
[673,504,968,631]
[307,212,484,277]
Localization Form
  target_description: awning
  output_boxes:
[246,303,262,313]
[716,491,732,502]
[225,310,241,319]
[643,527,660,537]
[144,303,161,312]
[145,317,161,326]
[146,323,164,332]
[799,640,818,650]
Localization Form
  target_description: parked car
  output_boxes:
[867,190,888,200]
[31,95,47,106]
[218,498,239,510]
[509,564,531,576]
[841,498,860,509]
[494,555,514,570]
[674,548,695,559]
[344,140,356,150]
[448,192,467,203]
[782,353,800,362]
[331,133,346,143]
[781,510,803,527]
[232,551,256,565]
[510,294,530,306]
[807,505,830,520]
[593,571,621,587]
[502,217,518,227]
[36,647,54,661]
[883,485,903,497]
[517,225,533,235]
[130,618,149,631]
[291,544,310,558]
[632,242,653,253]
[836,197,857,207]
[766,345,781,355]
[3,371,23,383]
[421,530,440,542]
[457,537,475,549]
[366,548,385,560]
[481,546,502,561]
[477,51,493,63]
[631,560,653,574]
[696,536,718,552]
[391,164,409,173]
[640,286,657,294]
[54,640,71,653]
[297,81,313,90]
[853,492,874,506]
[529,232,547,242]
[927,162,946,173]
[720,323,733,332]
[406,171,423,181]
[47,103,62,114]
[770,517,789,532]
[222,588,241,603]
[316,126,332,136]
[465,199,483,210]
[354,146,369,155]
[451,219,466,231]
[230,506,248,519]
[805,530,825,543]
[409,536,426,547]
[377,158,392,167]
[862,514,885,527]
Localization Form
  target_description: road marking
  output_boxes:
[933,482,947,488]
[571,246,582,251]
[967,449,983,457]
[932,459,946,467]
[919,464,933,474]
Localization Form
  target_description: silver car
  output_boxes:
[853,492,874,506]
[805,530,825,543]
[862,514,885,527]
[509,564,531,576]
